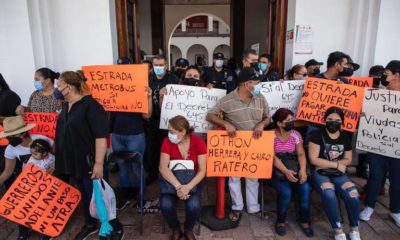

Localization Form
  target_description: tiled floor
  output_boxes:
[1,171,399,240]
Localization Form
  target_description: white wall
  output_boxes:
[0,0,117,104]
[374,0,400,66]
[0,0,36,104]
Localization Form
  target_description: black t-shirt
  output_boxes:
[202,67,237,93]
[0,89,21,117]
[54,95,108,179]
[260,70,279,82]
[309,128,352,162]
[149,73,179,119]
[111,112,144,135]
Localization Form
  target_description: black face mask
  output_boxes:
[313,68,320,76]
[380,75,389,87]
[7,136,23,147]
[284,122,294,132]
[373,77,381,88]
[339,67,354,77]
[250,62,259,71]
[325,121,341,133]
[185,78,199,86]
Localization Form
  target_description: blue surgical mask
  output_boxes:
[34,81,44,91]
[154,66,166,76]
[215,59,224,68]
[251,83,262,96]
[53,88,65,100]
[168,132,181,144]
[258,63,268,73]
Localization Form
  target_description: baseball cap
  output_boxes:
[213,52,225,59]
[175,58,189,67]
[369,65,384,76]
[347,57,360,71]
[305,59,323,68]
[385,60,400,74]
[237,67,260,84]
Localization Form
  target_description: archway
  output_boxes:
[186,44,208,66]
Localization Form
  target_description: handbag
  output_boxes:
[317,133,344,177]
[274,152,310,180]
[160,162,197,195]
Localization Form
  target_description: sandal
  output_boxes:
[228,210,242,222]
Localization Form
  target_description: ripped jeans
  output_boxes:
[311,170,360,230]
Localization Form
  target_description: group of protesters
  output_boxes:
[0,48,399,240]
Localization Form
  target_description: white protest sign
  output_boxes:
[356,88,400,158]
[260,80,305,115]
[160,84,226,133]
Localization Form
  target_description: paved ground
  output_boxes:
[1,169,400,240]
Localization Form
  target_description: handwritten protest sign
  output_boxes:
[260,80,304,115]
[356,89,400,158]
[24,112,58,139]
[345,77,373,88]
[296,78,364,132]
[82,64,149,113]
[160,84,226,133]
[206,130,274,179]
[0,164,81,237]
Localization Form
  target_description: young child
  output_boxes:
[26,139,55,173]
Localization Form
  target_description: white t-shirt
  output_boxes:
[25,153,55,172]
[4,134,54,169]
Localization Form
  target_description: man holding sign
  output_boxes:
[360,60,400,227]
[206,67,271,221]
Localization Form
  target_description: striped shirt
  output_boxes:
[209,88,270,130]
[274,130,303,153]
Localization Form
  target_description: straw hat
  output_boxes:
[0,116,36,138]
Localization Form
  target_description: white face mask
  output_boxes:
[168,132,181,144]
[215,59,224,68]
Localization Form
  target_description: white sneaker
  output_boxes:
[335,233,347,240]
[390,212,400,227]
[360,207,374,221]
[349,231,361,240]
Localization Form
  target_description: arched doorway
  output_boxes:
[167,13,230,67]
[186,44,209,66]
[169,45,182,67]
[213,44,231,61]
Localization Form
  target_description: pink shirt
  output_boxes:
[274,130,303,153]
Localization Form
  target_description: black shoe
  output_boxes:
[275,223,287,236]
[299,224,314,237]
[75,224,98,240]
[116,200,131,211]
[101,229,125,240]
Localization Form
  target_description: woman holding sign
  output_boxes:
[270,108,313,237]
[54,71,123,240]
[15,68,63,114]
[308,107,361,240]
[159,115,206,240]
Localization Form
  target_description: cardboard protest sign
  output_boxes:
[24,112,58,140]
[345,77,373,88]
[0,125,8,146]
[0,164,81,237]
[160,84,226,133]
[296,78,365,132]
[260,80,304,115]
[82,64,149,113]
[206,130,274,179]
[356,89,400,158]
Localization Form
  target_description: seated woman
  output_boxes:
[159,115,206,240]
[308,107,361,240]
[270,108,313,237]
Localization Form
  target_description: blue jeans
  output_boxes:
[311,170,360,229]
[112,133,146,199]
[269,177,311,223]
[365,153,400,213]
[160,184,202,231]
